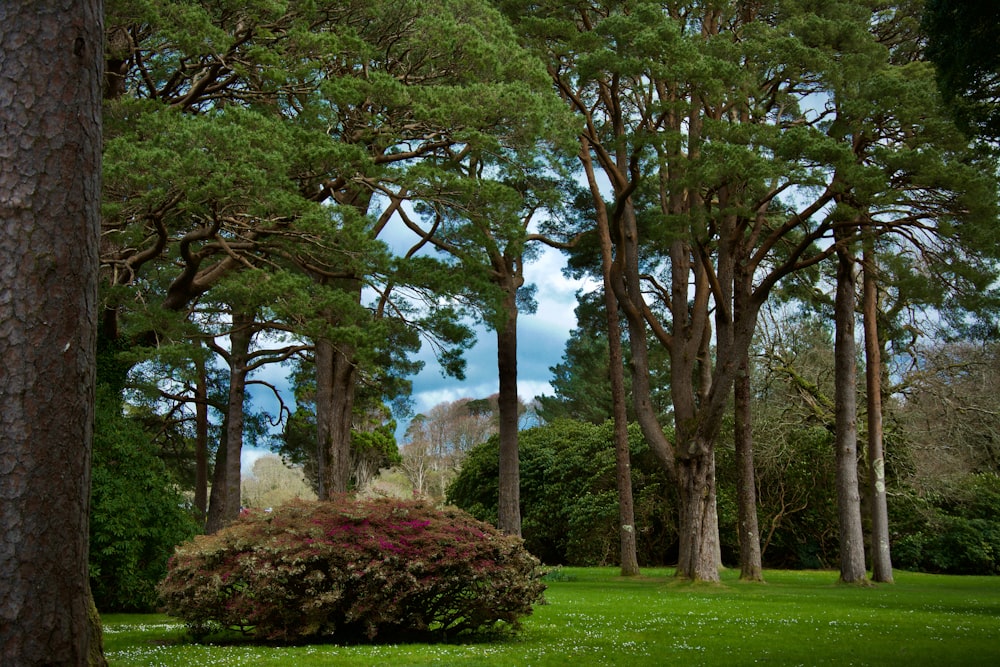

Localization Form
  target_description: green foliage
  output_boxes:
[158,498,546,642]
[923,0,1000,139]
[892,473,1000,575]
[447,419,675,565]
[90,387,200,612]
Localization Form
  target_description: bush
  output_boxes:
[157,497,546,642]
[447,419,676,566]
[90,386,199,611]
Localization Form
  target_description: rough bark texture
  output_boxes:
[863,245,893,583]
[834,246,868,583]
[0,1,105,663]
[325,342,356,496]
[496,288,522,537]
[315,336,357,497]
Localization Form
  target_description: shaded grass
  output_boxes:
[103,568,1000,666]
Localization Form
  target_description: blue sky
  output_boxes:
[243,243,594,471]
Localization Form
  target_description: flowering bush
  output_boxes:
[157,497,546,642]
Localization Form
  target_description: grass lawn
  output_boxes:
[102,568,1000,666]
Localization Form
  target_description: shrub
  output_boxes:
[90,386,199,611]
[157,497,546,642]
[447,419,676,566]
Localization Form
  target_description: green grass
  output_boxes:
[102,568,1000,666]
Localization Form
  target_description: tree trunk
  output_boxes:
[316,334,357,497]
[223,311,253,522]
[194,348,209,524]
[325,342,356,495]
[497,288,522,536]
[734,352,764,581]
[205,429,228,534]
[0,1,105,662]
[315,337,333,498]
[675,450,721,581]
[605,294,640,575]
[586,150,640,574]
[863,243,893,583]
[834,245,867,583]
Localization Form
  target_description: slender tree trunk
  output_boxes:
[223,311,252,520]
[315,337,333,498]
[497,287,522,536]
[205,428,228,534]
[600,227,639,576]
[834,244,867,583]
[582,141,639,573]
[0,1,105,662]
[194,346,210,523]
[863,242,893,583]
[734,352,764,581]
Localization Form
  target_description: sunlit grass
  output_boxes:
[102,568,1000,666]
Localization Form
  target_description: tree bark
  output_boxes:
[194,348,210,524]
[734,352,764,581]
[863,242,893,583]
[223,311,252,521]
[497,286,522,536]
[324,341,356,496]
[834,244,867,583]
[316,336,357,497]
[0,1,105,662]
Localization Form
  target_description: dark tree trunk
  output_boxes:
[583,142,639,574]
[497,287,522,536]
[194,349,210,523]
[604,286,639,575]
[205,427,228,534]
[0,1,105,662]
[834,244,867,583]
[315,334,357,498]
[863,242,893,583]
[734,353,764,581]
[223,312,252,521]
[324,342,356,496]
[204,311,252,533]
[315,337,333,498]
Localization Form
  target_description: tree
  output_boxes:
[0,1,106,663]
[241,455,315,509]
[923,0,1000,139]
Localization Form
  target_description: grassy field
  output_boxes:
[102,567,1000,666]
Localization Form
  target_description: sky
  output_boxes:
[242,243,595,472]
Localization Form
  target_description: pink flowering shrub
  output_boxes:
[157,497,546,642]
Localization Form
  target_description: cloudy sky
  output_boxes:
[405,245,590,420]
[243,242,594,471]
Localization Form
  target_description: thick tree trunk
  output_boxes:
[863,244,893,583]
[316,335,357,497]
[325,342,356,496]
[497,289,522,536]
[0,1,105,662]
[734,353,764,581]
[834,246,867,583]
[675,450,721,581]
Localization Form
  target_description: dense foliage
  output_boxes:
[447,420,676,566]
[158,498,546,642]
[90,387,200,612]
